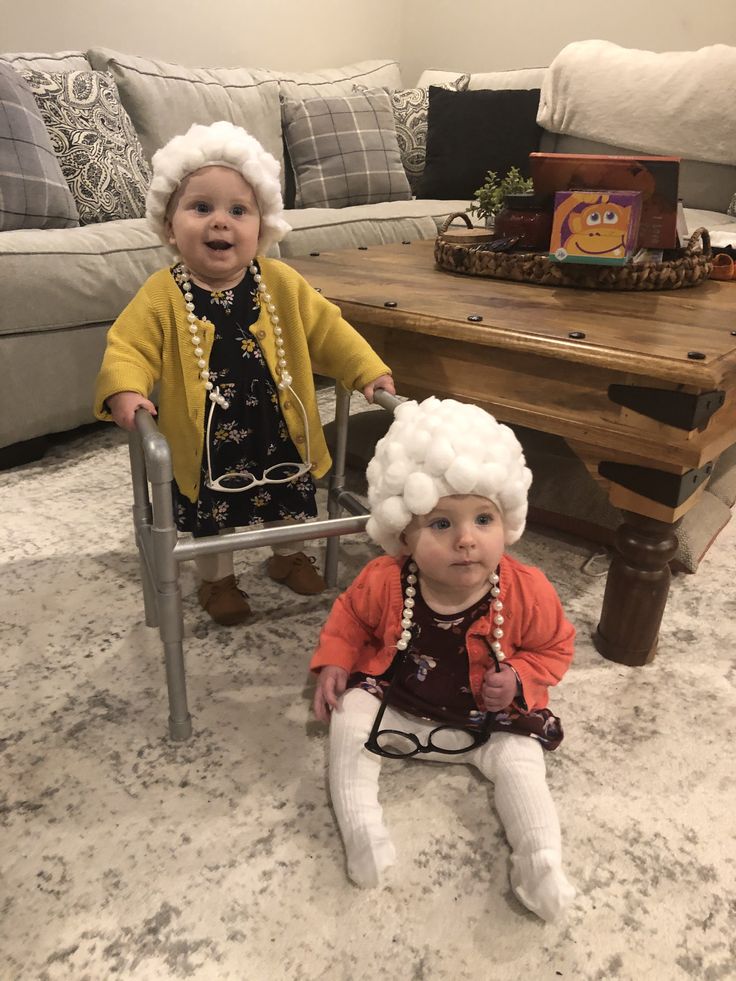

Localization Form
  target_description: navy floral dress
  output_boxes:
[171,262,318,535]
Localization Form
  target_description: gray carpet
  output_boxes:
[2,405,735,980]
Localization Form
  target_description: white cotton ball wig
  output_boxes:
[145,120,291,256]
[365,397,532,555]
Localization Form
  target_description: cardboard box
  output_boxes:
[548,190,642,265]
[531,152,680,249]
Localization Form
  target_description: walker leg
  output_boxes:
[128,434,159,627]
[325,383,352,587]
[150,479,192,741]
[135,525,159,628]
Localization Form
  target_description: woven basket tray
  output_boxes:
[435,213,713,291]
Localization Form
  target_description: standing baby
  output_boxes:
[95,121,394,624]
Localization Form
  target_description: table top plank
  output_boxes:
[288,240,736,388]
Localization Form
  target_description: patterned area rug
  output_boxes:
[2,399,735,980]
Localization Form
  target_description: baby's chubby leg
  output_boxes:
[472,733,575,922]
[328,688,396,887]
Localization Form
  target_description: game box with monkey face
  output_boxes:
[530,152,680,249]
[548,189,642,265]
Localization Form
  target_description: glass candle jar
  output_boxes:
[494,194,553,251]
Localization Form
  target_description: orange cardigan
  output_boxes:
[311,553,575,711]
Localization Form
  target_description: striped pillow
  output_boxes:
[0,62,78,230]
[282,90,411,209]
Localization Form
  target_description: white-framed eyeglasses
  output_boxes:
[204,385,313,493]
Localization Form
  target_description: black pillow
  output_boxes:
[418,87,542,200]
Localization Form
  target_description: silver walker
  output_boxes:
[127,385,401,741]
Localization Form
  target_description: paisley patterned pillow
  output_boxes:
[357,75,469,194]
[21,69,151,225]
[728,191,736,218]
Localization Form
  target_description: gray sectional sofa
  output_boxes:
[1,41,735,464]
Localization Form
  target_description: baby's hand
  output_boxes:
[313,665,349,723]
[362,374,395,403]
[107,391,157,431]
[481,663,518,712]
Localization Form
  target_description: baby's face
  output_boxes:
[401,495,505,602]
[164,165,261,291]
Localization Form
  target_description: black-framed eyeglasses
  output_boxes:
[364,641,501,759]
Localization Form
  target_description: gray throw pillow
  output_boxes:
[0,62,78,230]
[282,90,411,209]
[21,68,152,225]
[728,192,736,218]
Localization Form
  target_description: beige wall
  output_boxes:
[400,0,736,84]
[2,0,735,83]
[1,0,403,69]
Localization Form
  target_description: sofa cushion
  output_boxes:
[418,87,541,200]
[282,91,411,209]
[86,47,284,179]
[415,69,470,88]
[278,198,470,256]
[274,59,402,101]
[1,51,91,71]
[0,219,169,337]
[0,63,78,230]
[415,68,548,91]
[467,67,547,91]
[20,69,152,225]
[682,207,736,249]
[358,76,470,193]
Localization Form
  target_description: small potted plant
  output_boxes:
[469,166,534,226]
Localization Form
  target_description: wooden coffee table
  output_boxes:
[286,239,736,666]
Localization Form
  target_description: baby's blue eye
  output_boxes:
[194,202,210,214]
[476,513,494,526]
[231,205,246,217]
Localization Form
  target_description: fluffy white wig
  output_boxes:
[145,120,291,256]
[365,397,532,555]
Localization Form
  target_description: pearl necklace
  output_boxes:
[397,561,505,661]
[177,260,293,411]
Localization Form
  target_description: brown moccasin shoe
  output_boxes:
[197,574,252,625]
[266,551,327,595]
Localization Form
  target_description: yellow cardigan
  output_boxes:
[94,258,391,502]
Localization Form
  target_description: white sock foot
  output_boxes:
[345,831,396,888]
[510,849,576,922]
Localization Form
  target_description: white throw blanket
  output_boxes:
[537,40,736,166]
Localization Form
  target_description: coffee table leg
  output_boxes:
[593,510,680,666]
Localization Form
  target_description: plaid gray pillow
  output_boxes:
[0,61,78,231]
[282,90,411,209]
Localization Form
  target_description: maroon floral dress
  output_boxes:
[348,559,565,750]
